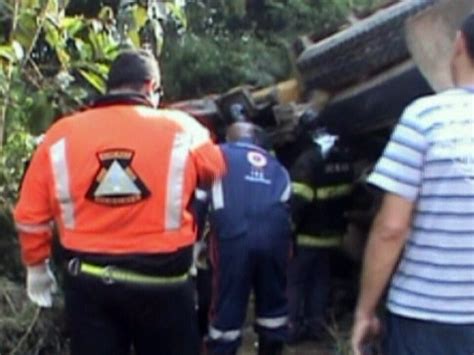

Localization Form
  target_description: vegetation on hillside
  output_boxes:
[0,0,388,204]
[0,1,387,353]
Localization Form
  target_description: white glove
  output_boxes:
[193,240,209,270]
[26,261,58,308]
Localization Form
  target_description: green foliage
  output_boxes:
[0,0,184,207]
[0,41,23,63]
[0,129,36,209]
[257,0,344,34]
[0,0,391,204]
[162,0,388,99]
[0,0,122,206]
[162,32,291,99]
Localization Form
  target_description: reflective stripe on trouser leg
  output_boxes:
[254,314,289,343]
[208,326,241,342]
[255,316,288,329]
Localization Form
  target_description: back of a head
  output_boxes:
[461,13,474,62]
[107,49,160,91]
[226,122,268,147]
[226,122,254,142]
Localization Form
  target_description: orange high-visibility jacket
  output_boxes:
[14,103,226,265]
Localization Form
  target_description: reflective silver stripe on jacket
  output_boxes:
[280,181,291,202]
[165,133,190,230]
[208,326,241,341]
[50,138,75,228]
[255,316,288,329]
[211,179,224,210]
[16,222,52,234]
[280,169,291,202]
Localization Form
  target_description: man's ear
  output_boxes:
[454,31,470,59]
[144,80,154,93]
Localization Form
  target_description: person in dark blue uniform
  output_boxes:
[197,122,292,355]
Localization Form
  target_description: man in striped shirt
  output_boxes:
[351,13,474,355]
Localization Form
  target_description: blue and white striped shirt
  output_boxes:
[368,88,474,324]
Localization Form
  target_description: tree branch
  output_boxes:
[20,0,52,71]
[0,0,20,147]
[8,306,41,355]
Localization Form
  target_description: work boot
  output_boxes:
[258,336,283,355]
[205,338,238,355]
[305,318,327,342]
[287,325,305,345]
[206,349,237,355]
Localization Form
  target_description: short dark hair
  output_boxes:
[461,13,474,60]
[106,49,160,91]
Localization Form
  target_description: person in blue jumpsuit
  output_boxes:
[197,122,292,355]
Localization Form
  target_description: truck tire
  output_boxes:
[296,0,436,92]
[318,60,433,136]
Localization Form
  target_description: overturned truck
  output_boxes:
[172,0,473,255]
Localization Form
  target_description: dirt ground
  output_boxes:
[0,283,351,355]
[240,330,335,355]
[0,269,354,355]
[237,296,353,355]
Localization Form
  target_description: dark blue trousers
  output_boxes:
[287,247,330,336]
[208,233,290,355]
[384,312,474,355]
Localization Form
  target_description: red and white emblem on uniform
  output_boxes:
[247,151,267,168]
[245,151,271,184]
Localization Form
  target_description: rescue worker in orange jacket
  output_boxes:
[14,49,226,355]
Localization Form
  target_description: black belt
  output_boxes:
[67,258,189,285]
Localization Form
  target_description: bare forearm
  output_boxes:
[356,218,408,316]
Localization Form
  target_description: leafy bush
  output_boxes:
[0,0,182,208]
[0,129,36,209]
[161,0,390,99]
[162,32,291,99]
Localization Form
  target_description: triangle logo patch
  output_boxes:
[86,149,150,205]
